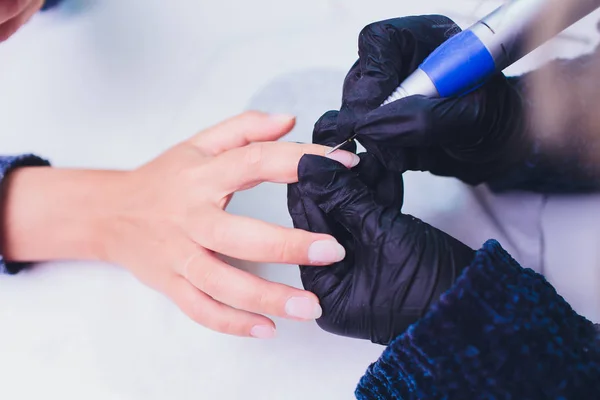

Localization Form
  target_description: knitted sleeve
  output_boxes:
[0,155,51,275]
[356,239,600,399]
[41,0,63,10]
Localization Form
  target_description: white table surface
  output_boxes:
[0,1,599,399]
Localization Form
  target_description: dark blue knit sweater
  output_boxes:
[356,240,600,399]
[0,155,50,274]
[1,156,599,399]
[41,0,63,10]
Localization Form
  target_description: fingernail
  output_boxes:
[285,297,323,319]
[269,113,295,123]
[326,150,360,168]
[250,325,276,339]
[308,240,346,264]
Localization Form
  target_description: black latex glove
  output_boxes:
[287,112,475,345]
[336,15,530,187]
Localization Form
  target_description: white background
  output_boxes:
[0,1,599,399]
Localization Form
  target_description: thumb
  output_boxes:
[287,182,347,292]
[297,154,392,242]
[312,110,356,153]
[355,153,404,210]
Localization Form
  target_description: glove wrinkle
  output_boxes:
[289,149,474,344]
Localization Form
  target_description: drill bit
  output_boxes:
[326,82,403,155]
[326,134,357,155]
[326,0,600,156]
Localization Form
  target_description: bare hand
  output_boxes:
[2,112,358,337]
[0,0,43,42]
[100,112,360,338]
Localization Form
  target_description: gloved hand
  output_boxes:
[335,14,529,187]
[287,111,475,345]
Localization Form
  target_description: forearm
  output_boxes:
[1,166,126,264]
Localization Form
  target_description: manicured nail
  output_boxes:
[250,325,276,339]
[269,113,296,123]
[326,150,360,168]
[285,297,323,319]
[308,240,346,264]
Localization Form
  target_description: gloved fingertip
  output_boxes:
[313,110,349,148]
[297,154,359,191]
[314,110,338,129]
[326,150,360,168]
[298,153,343,175]
[297,153,385,237]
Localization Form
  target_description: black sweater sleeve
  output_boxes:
[0,154,50,274]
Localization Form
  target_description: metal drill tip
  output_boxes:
[325,135,357,155]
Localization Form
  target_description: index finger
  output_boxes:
[312,110,356,153]
[211,141,360,193]
[188,111,297,156]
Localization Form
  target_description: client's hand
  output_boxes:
[1,112,360,338]
[0,0,44,42]
[287,112,475,344]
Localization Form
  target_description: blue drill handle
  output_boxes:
[382,0,600,105]
[420,30,496,98]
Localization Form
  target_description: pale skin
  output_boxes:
[0,1,361,338]
[0,112,360,338]
[0,0,43,42]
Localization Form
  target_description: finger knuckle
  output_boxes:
[202,219,227,250]
[302,144,323,157]
[268,234,294,262]
[178,165,204,187]
[359,22,384,44]
[189,210,220,248]
[315,111,339,131]
[242,143,265,170]
[252,288,271,311]
[197,266,224,295]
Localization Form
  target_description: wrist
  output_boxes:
[1,167,129,263]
